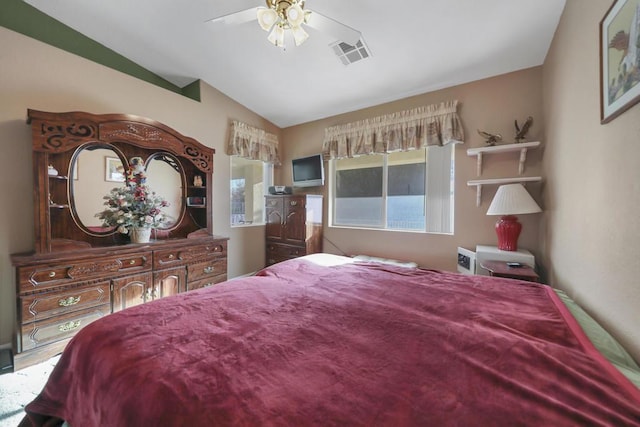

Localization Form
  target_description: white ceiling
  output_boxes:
[24,0,566,128]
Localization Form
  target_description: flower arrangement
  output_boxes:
[95,157,170,235]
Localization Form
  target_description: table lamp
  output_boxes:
[486,183,541,251]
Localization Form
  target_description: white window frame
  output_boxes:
[328,145,455,234]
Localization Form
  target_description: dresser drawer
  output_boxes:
[154,241,227,269]
[20,281,111,324]
[266,243,306,265]
[182,242,227,261]
[19,304,111,351]
[153,248,183,269]
[115,253,151,271]
[18,252,152,293]
[187,274,227,292]
[187,258,227,282]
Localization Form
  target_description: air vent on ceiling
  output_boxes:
[330,39,371,65]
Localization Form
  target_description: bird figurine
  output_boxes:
[477,129,502,146]
[514,116,533,143]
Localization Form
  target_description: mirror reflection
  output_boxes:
[145,154,183,229]
[71,146,124,233]
[71,147,184,234]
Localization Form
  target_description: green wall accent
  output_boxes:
[0,0,201,101]
[181,80,202,103]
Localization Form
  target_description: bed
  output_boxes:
[21,254,640,426]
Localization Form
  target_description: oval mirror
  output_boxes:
[70,145,126,234]
[144,153,184,229]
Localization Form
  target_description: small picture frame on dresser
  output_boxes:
[186,196,205,207]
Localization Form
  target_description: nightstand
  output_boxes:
[475,245,535,276]
[479,260,539,282]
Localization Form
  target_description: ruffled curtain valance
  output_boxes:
[322,101,464,159]
[227,120,281,165]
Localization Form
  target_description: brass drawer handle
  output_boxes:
[58,296,81,307]
[168,254,175,259]
[204,266,215,274]
[58,320,81,332]
[129,259,136,265]
[290,201,297,206]
[143,288,155,300]
[49,271,56,278]
[204,283,213,288]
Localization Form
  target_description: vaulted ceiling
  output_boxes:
[24,0,566,127]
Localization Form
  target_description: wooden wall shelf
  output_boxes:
[467,176,542,207]
[467,141,540,176]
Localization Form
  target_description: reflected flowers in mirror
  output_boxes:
[95,184,171,235]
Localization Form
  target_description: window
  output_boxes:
[330,145,454,233]
[230,157,272,226]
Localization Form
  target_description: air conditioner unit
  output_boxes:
[457,247,476,275]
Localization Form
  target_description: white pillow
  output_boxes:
[352,254,418,268]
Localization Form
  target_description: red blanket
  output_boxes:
[25,257,640,426]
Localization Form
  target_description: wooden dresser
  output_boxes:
[12,236,227,370]
[265,194,323,266]
[11,110,228,370]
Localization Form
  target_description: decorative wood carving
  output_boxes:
[67,260,123,278]
[26,109,216,252]
[32,120,97,152]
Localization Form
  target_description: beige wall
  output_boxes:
[542,0,640,360]
[280,67,545,271]
[0,27,278,347]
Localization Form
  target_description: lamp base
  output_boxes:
[495,215,522,251]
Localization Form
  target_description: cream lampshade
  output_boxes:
[486,184,541,251]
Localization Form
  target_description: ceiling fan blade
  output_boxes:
[305,10,361,45]
[206,7,258,26]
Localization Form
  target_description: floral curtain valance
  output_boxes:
[227,120,281,165]
[322,100,464,159]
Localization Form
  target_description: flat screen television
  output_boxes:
[292,153,324,187]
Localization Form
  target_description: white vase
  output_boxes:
[130,227,152,244]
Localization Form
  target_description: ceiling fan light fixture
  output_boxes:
[267,24,286,48]
[257,8,279,31]
[291,25,309,46]
[286,4,305,27]
[258,0,312,49]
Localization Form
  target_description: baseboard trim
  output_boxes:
[0,343,11,350]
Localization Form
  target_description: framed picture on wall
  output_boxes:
[105,157,125,182]
[600,0,640,123]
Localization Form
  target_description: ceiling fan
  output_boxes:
[206,0,362,49]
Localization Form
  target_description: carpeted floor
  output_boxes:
[0,356,59,427]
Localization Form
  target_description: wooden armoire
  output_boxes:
[265,194,323,266]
